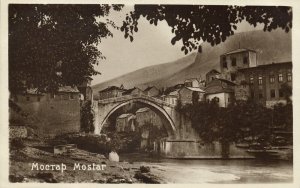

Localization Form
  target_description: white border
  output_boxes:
[1,0,299,188]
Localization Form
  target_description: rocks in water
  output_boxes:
[108,151,119,162]
[35,172,58,183]
[92,178,107,183]
[134,171,160,184]
[107,177,133,184]
[140,166,151,173]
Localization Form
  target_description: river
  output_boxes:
[120,154,293,183]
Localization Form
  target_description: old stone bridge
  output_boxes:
[93,94,182,138]
[92,94,251,158]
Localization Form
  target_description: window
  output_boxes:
[231,73,236,81]
[222,56,226,62]
[37,96,41,102]
[70,93,74,99]
[269,75,275,83]
[259,93,263,99]
[278,73,283,82]
[258,76,263,85]
[231,58,237,66]
[223,61,227,68]
[243,57,248,64]
[26,96,30,101]
[251,91,254,98]
[270,90,275,98]
[287,72,292,82]
[185,82,192,87]
[250,77,254,84]
[279,89,284,98]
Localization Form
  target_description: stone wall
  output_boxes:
[11,99,81,137]
[160,140,253,159]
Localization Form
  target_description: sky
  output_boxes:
[92,5,262,85]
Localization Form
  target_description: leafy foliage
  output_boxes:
[80,101,95,133]
[121,5,292,54]
[9,4,123,93]
[178,100,291,145]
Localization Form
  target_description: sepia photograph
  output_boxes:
[2,1,298,185]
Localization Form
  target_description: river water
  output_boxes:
[120,154,293,183]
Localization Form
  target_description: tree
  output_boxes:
[80,101,95,133]
[9,4,123,94]
[121,5,292,54]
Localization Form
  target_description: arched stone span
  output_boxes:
[99,98,176,136]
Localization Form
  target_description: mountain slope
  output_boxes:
[141,29,291,88]
[93,29,291,95]
[92,52,197,95]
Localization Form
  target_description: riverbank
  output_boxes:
[9,137,293,184]
[9,137,163,183]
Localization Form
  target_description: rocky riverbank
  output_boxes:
[9,137,163,183]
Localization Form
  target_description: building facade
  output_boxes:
[220,48,257,82]
[236,62,292,107]
[98,86,126,100]
[178,87,205,105]
[116,113,136,132]
[144,86,160,97]
[10,86,81,136]
[206,69,221,85]
[204,78,236,108]
[122,87,144,96]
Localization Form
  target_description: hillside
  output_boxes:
[92,52,197,96]
[93,29,291,95]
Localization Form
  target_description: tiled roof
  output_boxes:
[26,88,44,95]
[26,86,79,94]
[144,86,158,92]
[118,113,135,119]
[184,78,199,82]
[185,87,205,92]
[238,61,292,71]
[136,107,150,113]
[204,79,235,94]
[122,87,142,95]
[58,86,79,93]
[216,78,236,86]
[206,69,221,74]
[168,89,180,96]
[99,86,125,93]
[222,48,256,55]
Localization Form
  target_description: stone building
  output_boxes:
[122,87,144,96]
[184,78,200,88]
[98,85,126,100]
[144,86,160,97]
[116,113,136,132]
[178,87,205,105]
[163,89,179,105]
[220,48,257,82]
[204,78,236,108]
[10,86,81,136]
[235,62,292,107]
[135,107,166,150]
[206,69,221,85]
[135,107,163,128]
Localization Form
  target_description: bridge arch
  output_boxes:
[99,98,176,136]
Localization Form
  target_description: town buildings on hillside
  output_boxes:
[97,48,292,109]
